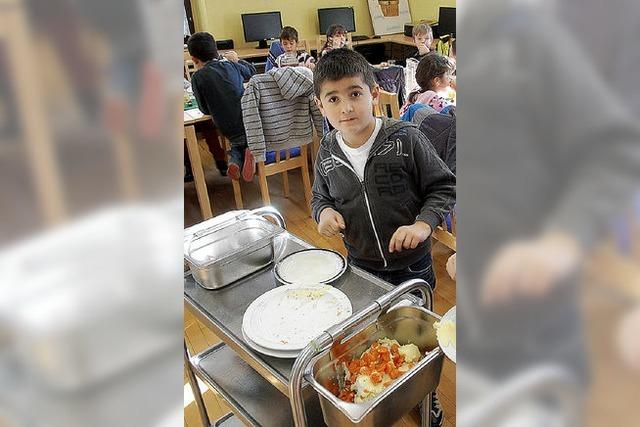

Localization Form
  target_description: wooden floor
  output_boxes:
[184,164,457,426]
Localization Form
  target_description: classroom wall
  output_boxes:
[190,0,456,49]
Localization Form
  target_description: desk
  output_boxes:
[352,33,416,48]
[183,33,417,63]
[183,108,213,219]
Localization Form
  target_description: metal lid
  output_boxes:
[185,213,282,268]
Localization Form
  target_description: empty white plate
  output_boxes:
[274,249,346,285]
[242,284,352,351]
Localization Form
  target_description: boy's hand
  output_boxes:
[318,208,346,237]
[305,57,316,70]
[618,306,640,370]
[417,43,430,56]
[388,221,432,253]
[446,253,457,280]
[222,51,239,62]
[481,232,582,306]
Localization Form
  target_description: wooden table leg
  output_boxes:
[185,125,213,219]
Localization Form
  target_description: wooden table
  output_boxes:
[184,108,213,219]
[185,32,417,60]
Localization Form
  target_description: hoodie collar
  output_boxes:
[271,66,314,100]
[327,117,414,162]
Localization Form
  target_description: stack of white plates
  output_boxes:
[274,249,347,285]
[242,284,352,358]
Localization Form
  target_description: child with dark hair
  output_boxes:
[320,24,349,56]
[187,32,257,181]
[401,52,455,115]
[312,49,454,426]
[274,26,315,69]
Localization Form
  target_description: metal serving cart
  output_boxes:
[184,208,443,426]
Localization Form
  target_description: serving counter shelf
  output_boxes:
[190,342,325,426]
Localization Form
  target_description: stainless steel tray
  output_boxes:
[308,306,444,426]
[184,207,285,289]
[289,279,439,427]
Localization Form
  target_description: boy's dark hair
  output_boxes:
[187,32,218,62]
[326,24,347,39]
[280,26,299,42]
[408,52,453,103]
[313,48,376,97]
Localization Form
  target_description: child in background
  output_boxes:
[275,26,315,69]
[311,49,454,426]
[187,32,256,181]
[449,39,457,90]
[320,24,349,56]
[411,22,434,59]
[400,52,455,115]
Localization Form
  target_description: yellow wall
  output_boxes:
[190,0,456,49]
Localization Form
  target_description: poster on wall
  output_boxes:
[367,0,412,35]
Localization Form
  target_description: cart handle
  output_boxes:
[289,278,433,427]
[250,206,286,229]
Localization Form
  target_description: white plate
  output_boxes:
[437,306,456,364]
[241,326,299,359]
[242,284,352,351]
[275,249,346,285]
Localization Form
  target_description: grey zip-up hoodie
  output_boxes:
[312,118,456,271]
[241,67,324,162]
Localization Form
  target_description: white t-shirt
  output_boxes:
[336,118,382,181]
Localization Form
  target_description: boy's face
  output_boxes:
[433,71,453,91]
[315,75,379,137]
[281,39,298,54]
[414,33,432,48]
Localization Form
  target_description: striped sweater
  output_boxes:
[241,67,324,162]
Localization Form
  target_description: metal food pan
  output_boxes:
[307,306,444,427]
[184,207,285,289]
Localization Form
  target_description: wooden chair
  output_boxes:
[256,145,313,215]
[309,128,322,174]
[432,213,456,251]
[297,39,310,54]
[374,90,400,119]
[3,1,66,224]
[221,137,244,209]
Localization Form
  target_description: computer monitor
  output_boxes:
[241,11,283,49]
[438,7,456,37]
[318,7,356,35]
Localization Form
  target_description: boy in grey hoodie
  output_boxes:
[312,48,456,290]
[312,48,455,427]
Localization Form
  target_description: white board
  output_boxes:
[368,0,412,35]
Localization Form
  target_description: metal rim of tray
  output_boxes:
[274,248,347,286]
[305,339,444,423]
[185,219,283,268]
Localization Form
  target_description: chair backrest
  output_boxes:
[297,39,309,54]
[375,90,400,119]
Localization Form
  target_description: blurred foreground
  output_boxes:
[0,0,183,425]
[458,0,640,425]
